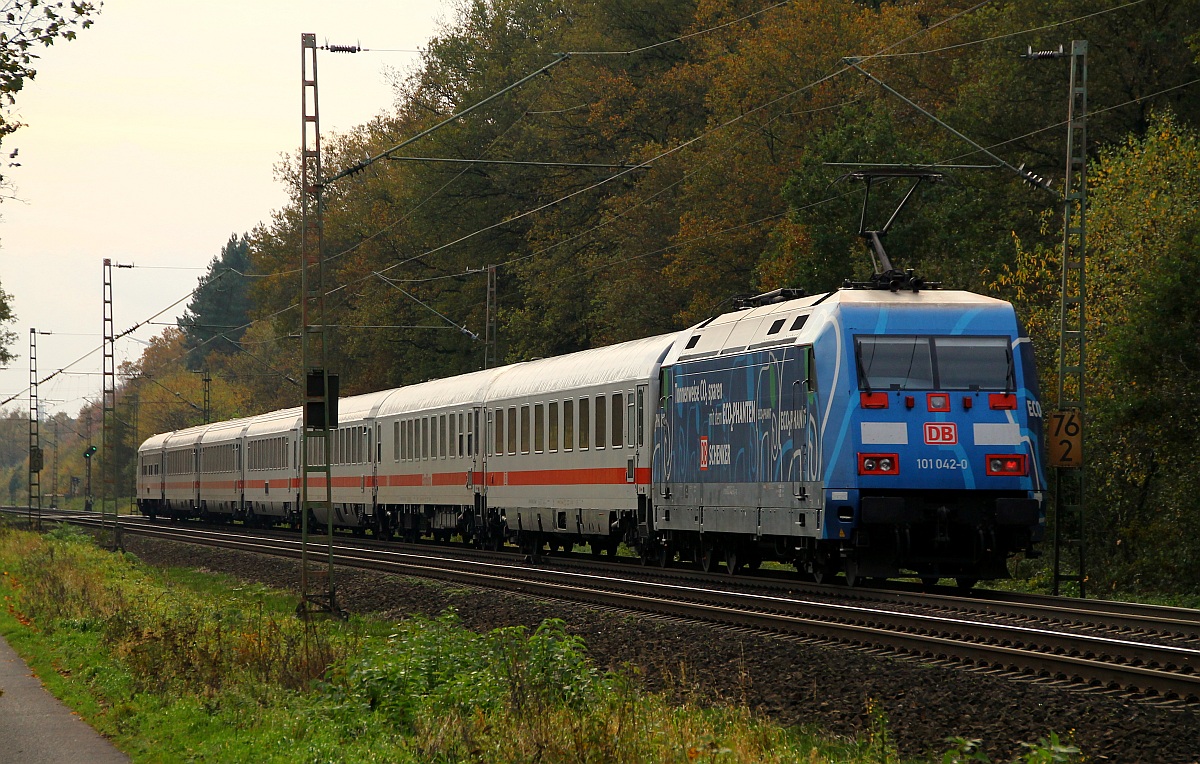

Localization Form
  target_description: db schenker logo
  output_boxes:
[923,422,958,445]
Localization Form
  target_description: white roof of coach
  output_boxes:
[162,423,213,449]
[198,416,255,445]
[243,407,303,438]
[139,431,172,453]
[484,333,677,400]
[373,367,512,417]
[335,389,398,423]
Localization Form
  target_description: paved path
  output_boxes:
[0,633,128,763]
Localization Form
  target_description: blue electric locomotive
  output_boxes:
[651,285,1044,585]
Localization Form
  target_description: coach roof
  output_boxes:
[483,333,677,401]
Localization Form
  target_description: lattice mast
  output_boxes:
[299,33,338,617]
[1053,41,1088,597]
[102,259,120,549]
[28,329,42,529]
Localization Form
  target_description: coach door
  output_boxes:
[629,385,647,488]
[791,345,817,500]
[372,424,381,504]
[192,446,202,510]
[473,407,488,497]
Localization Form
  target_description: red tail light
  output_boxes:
[989,393,1017,410]
[986,454,1026,476]
[859,453,900,475]
[861,392,889,409]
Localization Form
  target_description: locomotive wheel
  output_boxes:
[606,539,620,557]
[812,560,837,585]
[657,545,673,568]
[954,577,978,591]
[590,541,603,558]
[698,543,719,573]
[843,559,861,588]
[724,548,741,576]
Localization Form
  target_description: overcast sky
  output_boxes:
[0,0,452,415]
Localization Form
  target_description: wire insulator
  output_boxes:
[1021,45,1065,60]
[325,43,362,53]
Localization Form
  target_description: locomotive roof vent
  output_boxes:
[733,287,807,309]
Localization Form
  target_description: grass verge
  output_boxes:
[0,521,1080,763]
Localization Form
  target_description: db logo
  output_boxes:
[699,436,709,471]
[924,422,958,445]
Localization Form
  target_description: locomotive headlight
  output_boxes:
[858,453,899,475]
[985,454,1027,476]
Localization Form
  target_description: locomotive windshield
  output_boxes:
[856,335,1013,391]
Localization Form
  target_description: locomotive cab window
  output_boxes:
[856,335,1013,391]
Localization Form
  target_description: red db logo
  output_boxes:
[923,422,958,445]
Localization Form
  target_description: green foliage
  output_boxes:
[1070,112,1200,593]
[177,233,254,370]
[941,733,1080,764]
[0,278,15,367]
[341,611,599,731]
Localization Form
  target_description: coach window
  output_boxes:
[595,395,607,449]
[579,398,590,450]
[508,407,518,455]
[548,402,559,453]
[611,392,623,448]
[535,404,546,453]
[519,405,531,454]
[494,410,504,456]
[439,415,447,459]
[468,411,476,456]
[453,413,461,458]
[417,418,425,460]
[563,399,574,451]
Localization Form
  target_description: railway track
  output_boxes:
[7,507,1200,706]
